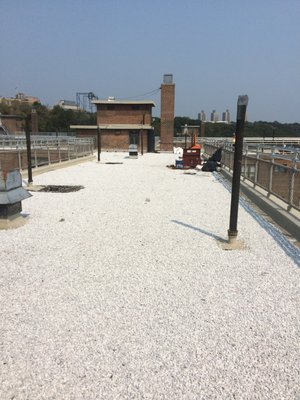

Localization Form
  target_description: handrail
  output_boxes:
[0,134,94,170]
[202,139,300,212]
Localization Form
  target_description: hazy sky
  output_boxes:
[1,0,299,122]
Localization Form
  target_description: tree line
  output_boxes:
[171,117,300,138]
[0,101,96,132]
[152,117,300,137]
[1,101,299,137]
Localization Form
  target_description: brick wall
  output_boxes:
[0,150,70,171]
[31,110,38,134]
[1,117,24,134]
[77,130,97,148]
[76,129,148,152]
[0,151,25,170]
[160,83,175,151]
[100,130,148,152]
[97,105,152,125]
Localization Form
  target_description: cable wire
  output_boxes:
[119,87,161,100]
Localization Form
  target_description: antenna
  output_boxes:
[76,92,98,112]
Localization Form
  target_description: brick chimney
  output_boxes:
[31,109,38,134]
[160,74,175,152]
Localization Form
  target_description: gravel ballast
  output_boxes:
[0,152,299,400]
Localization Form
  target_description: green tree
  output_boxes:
[152,117,160,136]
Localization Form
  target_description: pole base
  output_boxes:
[221,239,245,251]
[0,214,27,230]
[26,184,44,192]
[218,230,246,250]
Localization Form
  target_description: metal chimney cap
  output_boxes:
[237,95,248,106]
[163,74,173,84]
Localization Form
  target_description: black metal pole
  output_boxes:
[141,114,145,155]
[228,95,248,241]
[97,126,101,162]
[141,130,144,155]
[25,121,33,184]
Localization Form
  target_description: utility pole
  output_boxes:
[227,95,248,245]
[141,114,145,156]
[183,124,188,150]
[25,119,33,185]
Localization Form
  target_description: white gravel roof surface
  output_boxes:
[1,152,299,400]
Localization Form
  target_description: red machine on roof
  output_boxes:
[182,127,201,168]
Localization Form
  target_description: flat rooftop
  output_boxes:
[92,99,155,106]
[70,124,154,130]
[1,153,299,399]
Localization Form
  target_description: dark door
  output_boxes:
[129,131,139,145]
[147,130,155,152]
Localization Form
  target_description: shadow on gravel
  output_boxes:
[214,172,300,268]
[171,220,226,243]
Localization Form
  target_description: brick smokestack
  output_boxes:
[31,109,38,134]
[160,74,175,152]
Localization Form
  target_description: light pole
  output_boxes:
[183,124,188,149]
[97,126,101,162]
[25,119,33,185]
[227,95,248,246]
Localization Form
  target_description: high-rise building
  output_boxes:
[198,110,206,122]
[222,109,230,123]
[211,110,219,122]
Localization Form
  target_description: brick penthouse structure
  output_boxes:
[71,98,155,152]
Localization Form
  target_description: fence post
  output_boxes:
[35,149,38,168]
[268,156,274,195]
[18,149,22,171]
[288,159,296,208]
[47,143,51,164]
[25,123,33,184]
[254,150,259,185]
[244,147,248,178]
[58,140,61,162]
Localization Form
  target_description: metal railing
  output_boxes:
[173,136,300,148]
[0,135,94,170]
[201,139,300,211]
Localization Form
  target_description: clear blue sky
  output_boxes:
[1,0,299,122]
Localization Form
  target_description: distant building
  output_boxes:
[222,109,230,123]
[58,100,78,111]
[0,93,40,106]
[198,110,206,122]
[211,110,219,122]
[15,93,40,103]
